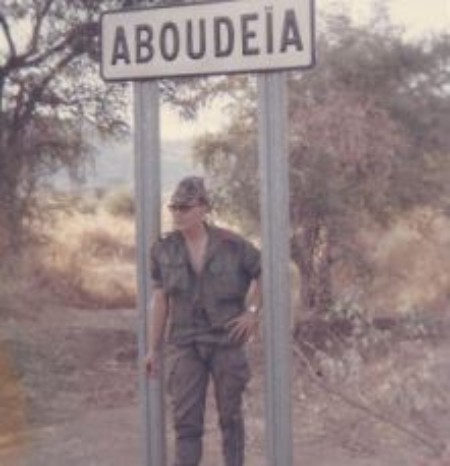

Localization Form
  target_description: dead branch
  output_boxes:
[0,13,17,64]
[27,0,56,57]
[292,343,446,456]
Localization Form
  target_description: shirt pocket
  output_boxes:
[160,255,190,294]
[208,256,243,299]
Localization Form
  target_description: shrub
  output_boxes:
[1,193,138,311]
[79,227,135,260]
[102,188,135,218]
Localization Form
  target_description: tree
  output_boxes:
[193,16,450,320]
[0,0,132,252]
[0,0,237,253]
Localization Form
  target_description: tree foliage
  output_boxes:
[0,0,243,253]
[193,16,450,318]
[0,0,132,251]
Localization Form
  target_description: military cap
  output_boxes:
[169,176,211,207]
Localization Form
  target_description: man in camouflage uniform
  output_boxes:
[145,176,261,466]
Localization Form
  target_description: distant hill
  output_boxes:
[51,135,204,195]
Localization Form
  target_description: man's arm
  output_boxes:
[246,275,263,314]
[226,276,262,343]
[145,289,169,377]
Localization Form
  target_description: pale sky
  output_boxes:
[161,0,449,140]
[321,0,449,37]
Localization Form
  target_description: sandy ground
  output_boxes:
[1,305,450,466]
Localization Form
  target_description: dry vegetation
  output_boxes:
[287,208,450,464]
[1,194,450,465]
[1,190,137,314]
[363,209,450,315]
[3,190,449,318]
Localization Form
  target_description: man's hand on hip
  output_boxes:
[226,311,259,343]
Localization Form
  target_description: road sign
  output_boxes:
[101,0,315,81]
[112,3,317,465]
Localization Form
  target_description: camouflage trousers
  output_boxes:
[167,342,250,466]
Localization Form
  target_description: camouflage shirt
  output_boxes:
[150,224,261,345]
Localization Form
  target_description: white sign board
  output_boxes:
[101,0,315,81]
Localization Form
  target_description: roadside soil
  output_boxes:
[1,304,450,466]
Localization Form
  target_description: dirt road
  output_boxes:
[1,306,449,465]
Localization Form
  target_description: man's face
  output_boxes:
[169,202,209,232]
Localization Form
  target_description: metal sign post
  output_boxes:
[101,2,314,465]
[133,80,166,466]
[258,71,293,466]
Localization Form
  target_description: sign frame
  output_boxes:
[100,0,316,81]
[106,2,317,465]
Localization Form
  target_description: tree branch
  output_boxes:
[292,344,446,456]
[3,18,97,74]
[27,0,56,57]
[9,52,79,144]
[0,13,17,65]
[19,21,94,69]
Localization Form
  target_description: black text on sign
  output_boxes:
[101,0,315,81]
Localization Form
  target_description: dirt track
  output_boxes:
[1,306,450,466]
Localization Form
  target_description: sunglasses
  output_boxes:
[168,203,199,213]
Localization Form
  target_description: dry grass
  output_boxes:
[362,207,450,315]
[0,192,137,311]
[2,197,449,316]
[1,197,450,465]
[0,250,53,316]
[0,190,178,312]
[39,203,136,309]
